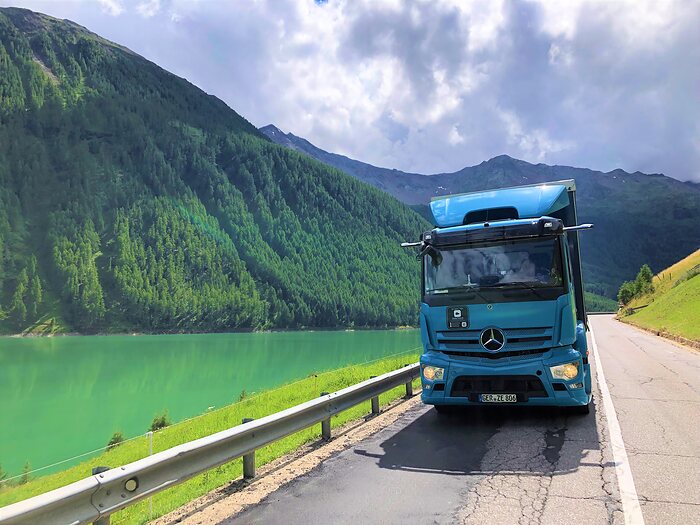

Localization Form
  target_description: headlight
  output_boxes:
[423,365,444,381]
[550,361,579,380]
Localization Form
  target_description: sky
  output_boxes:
[1,0,699,182]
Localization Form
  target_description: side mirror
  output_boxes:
[419,244,442,266]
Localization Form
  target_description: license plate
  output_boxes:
[480,393,517,403]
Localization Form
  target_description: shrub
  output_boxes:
[673,264,700,288]
[106,431,125,449]
[618,281,636,305]
[149,411,172,432]
[618,263,655,306]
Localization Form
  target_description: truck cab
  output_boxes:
[408,180,592,414]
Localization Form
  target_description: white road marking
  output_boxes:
[590,328,645,525]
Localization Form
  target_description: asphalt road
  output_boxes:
[235,316,699,525]
[590,316,700,524]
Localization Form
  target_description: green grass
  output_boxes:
[621,249,700,341]
[0,351,421,524]
[20,315,65,336]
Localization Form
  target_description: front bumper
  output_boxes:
[420,346,591,407]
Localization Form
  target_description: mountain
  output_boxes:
[0,8,430,334]
[262,125,700,298]
[259,124,431,199]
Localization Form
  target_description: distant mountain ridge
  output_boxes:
[260,124,430,199]
[261,125,700,297]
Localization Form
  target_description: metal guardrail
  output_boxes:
[626,304,648,312]
[0,363,420,525]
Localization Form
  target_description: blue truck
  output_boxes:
[403,180,593,414]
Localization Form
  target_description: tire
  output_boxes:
[434,404,452,415]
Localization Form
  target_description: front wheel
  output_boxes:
[434,404,453,415]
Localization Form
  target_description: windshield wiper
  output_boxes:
[429,286,489,302]
[482,281,549,299]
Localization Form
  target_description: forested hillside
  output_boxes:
[0,8,429,334]
[262,126,700,298]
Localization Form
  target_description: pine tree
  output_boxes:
[19,460,30,485]
[634,264,654,295]
[10,268,28,325]
[0,9,430,333]
[27,255,43,319]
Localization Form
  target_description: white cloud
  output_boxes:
[499,110,572,162]
[547,43,572,67]
[2,0,698,180]
[98,0,124,16]
[448,124,465,145]
[136,0,160,18]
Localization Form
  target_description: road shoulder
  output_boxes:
[152,394,423,525]
[590,315,700,525]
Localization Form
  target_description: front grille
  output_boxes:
[439,348,548,360]
[436,326,554,353]
[450,375,548,400]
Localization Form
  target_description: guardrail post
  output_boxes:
[371,396,380,414]
[147,431,154,518]
[92,467,111,525]
[404,364,414,397]
[370,376,380,415]
[241,418,255,479]
[320,392,331,440]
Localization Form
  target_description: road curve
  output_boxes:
[228,316,699,525]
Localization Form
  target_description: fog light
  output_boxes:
[570,382,584,389]
[423,366,444,381]
[550,361,579,380]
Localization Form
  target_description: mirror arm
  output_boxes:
[563,223,594,232]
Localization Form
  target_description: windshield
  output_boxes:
[424,238,565,300]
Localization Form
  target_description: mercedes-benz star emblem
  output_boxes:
[480,328,505,352]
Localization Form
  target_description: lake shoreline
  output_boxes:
[4,325,418,338]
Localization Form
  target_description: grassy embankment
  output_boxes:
[0,351,421,524]
[620,248,700,341]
